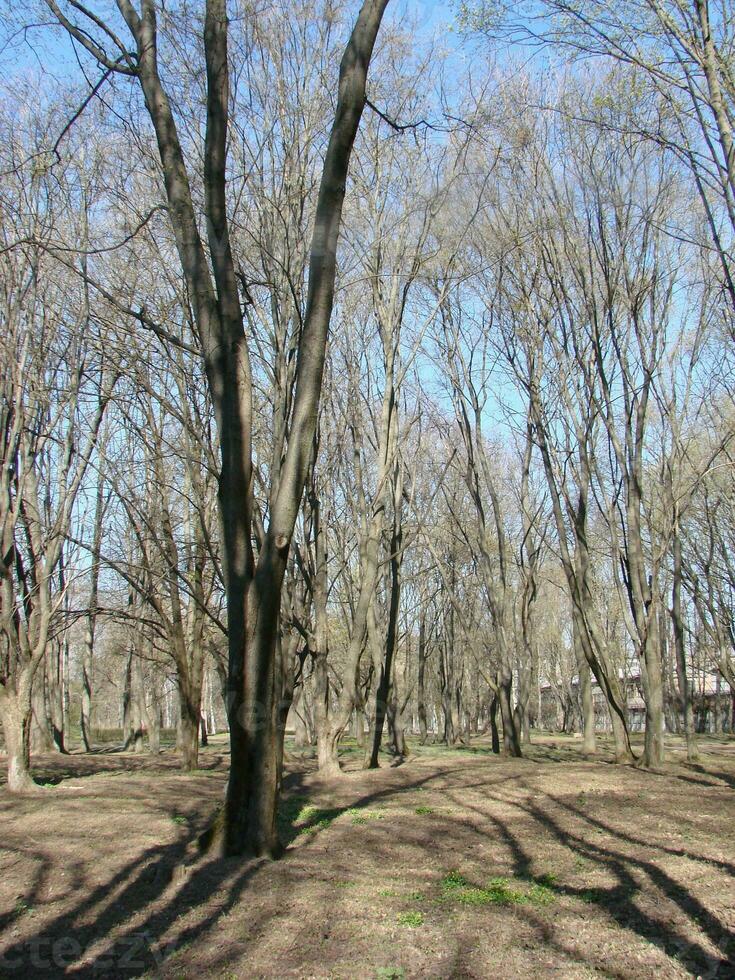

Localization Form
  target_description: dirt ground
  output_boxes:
[0,735,733,979]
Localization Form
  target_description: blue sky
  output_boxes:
[2,1,461,75]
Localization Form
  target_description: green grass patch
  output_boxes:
[396,910,424,927]
[414,805,434,815]
[277,795,345,843]
[346,806,383,825]
[441,870,469,890]
[440,871,556,907]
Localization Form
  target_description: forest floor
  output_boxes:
[0,734,733,979]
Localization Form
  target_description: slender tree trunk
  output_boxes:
[531,390,633,762]
[312,483,335,771]
[148,698,161,755]
[489,695,500,755]
[367,482,403,767]
[49,642,66,753]
[292,683,309,749]
[81,455,105,752]
[417,616,428,744]
[671,523,699,761]
[572,613,596,753]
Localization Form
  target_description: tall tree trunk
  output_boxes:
[311,473,334,771]
[639,611,666,768]
[122,649,147,754]
[572,612,596,753]
[417,616,428,744]
[81,450,105,752]
[179,692,200,770]
[1,688,35,793]
[367,468,403,768]
[32,668,55,754]
[497,664,521,756]
[489,695,500,755]
[220,1,390,852]
[671,522,699,761]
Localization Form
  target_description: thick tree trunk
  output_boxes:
[110,0,389,856]
[1,691,36,793]
[639,620,666,769]
[497,668,522,757]
[386,691,407,759]
[178,679,202,770]
[122,650,147,754]
[314,649,336,771]
[223,540,288,856]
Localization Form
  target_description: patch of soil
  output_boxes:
[0,735,733,979]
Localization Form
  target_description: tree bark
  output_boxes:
[671,519,700,761]
[220,0,391,853]
[1,690,36,793]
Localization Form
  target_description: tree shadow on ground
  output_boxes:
[0,750,227,790]
[1,756,733,977]
[0,765,448,977]
[437,771,734,978]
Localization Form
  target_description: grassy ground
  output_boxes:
[0,734,733,978]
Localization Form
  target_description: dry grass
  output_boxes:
[0,734,733,978]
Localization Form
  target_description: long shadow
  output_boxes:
[445,779,734,977]
[0,750,228,791]
[0,826,260,977]
[2,753,733,977]
[0,763,465,977]
[683,763,735,791]
[527,798,734,976]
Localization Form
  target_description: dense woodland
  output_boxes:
[1,0,735,856]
